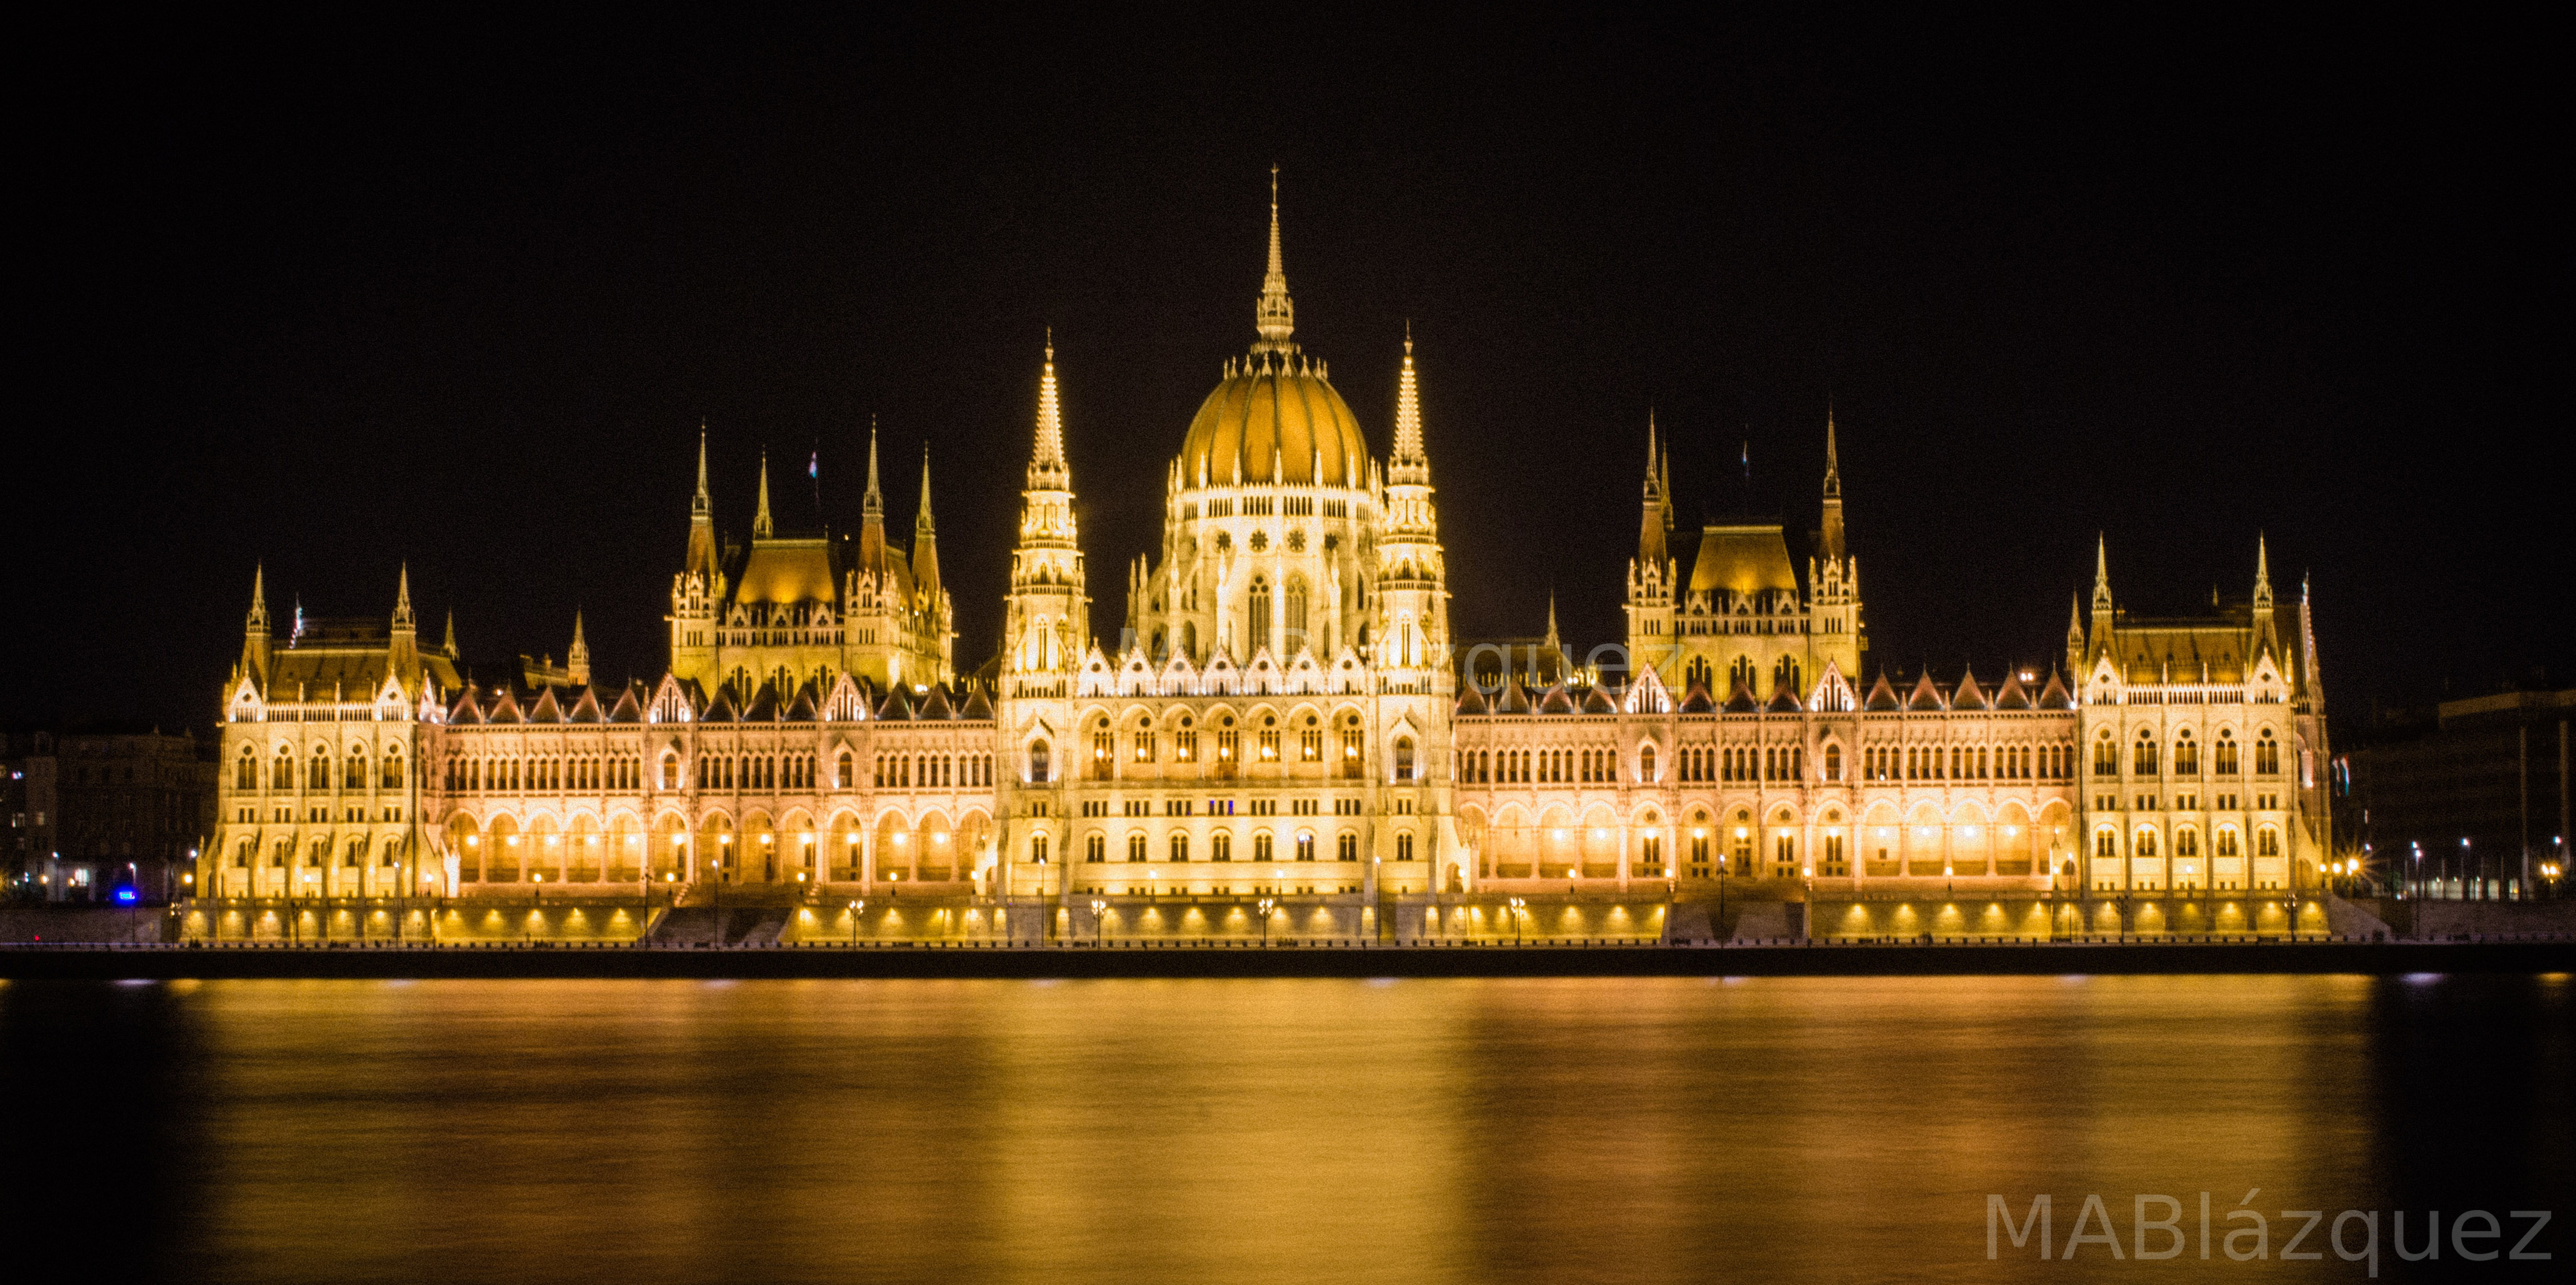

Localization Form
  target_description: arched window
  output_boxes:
[661,752,680,791]
[2256,826,2280,857]
[2173,729,2198,776]
[1182,620,1198,659]
[273,748,294,791]
[1336,832,1357,860]
[1085,833,1104,863]
[1823,743,1842,781]
[343,753,367,790]
[1640,744,1658,782]
[1170,833,1191,863]
[2093,731,2118,776]
[2255,729,2280,775]
[1729,655,1757,693]
[1285,578,1308,652]
[308,748,330,791]
[2134,828,2158,857]
[381,752,403,789]
[2175,827,2199,857]
[1295,832,1315,862]
[1029,740,1051,783]
[2216,828,2240,857]
[2133,732,2158,775]
[2215,731,2240,775]
[1396,832,1415,862]
[1212,831,1233,862]
[836,751,853,790]
[1249,577,1272,654]
[1773,656,1802,697]
[1126,833,1147,862]
[1254,831,1274,862]
[1031,833,1049,864]
[1393,737,1415,782]
[1684,655,1713,691]
[2095,829,2118,858]
[236,746,256,791]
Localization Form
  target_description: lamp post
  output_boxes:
[848,900,863,949]
[1091,898,1107,947]
[1257,896,1275,947]
[1508,896,1525,947]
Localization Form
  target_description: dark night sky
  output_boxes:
[14,13,2568,734]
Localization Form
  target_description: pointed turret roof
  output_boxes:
[862,417,884,521]
[1253,164,1295,352]
[752,451,774,539]
[1390,324,1427,483]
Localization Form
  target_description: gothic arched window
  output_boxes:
[1249,577,1272,655]
[1685,655,1713,692]
[1285,578,1308,653]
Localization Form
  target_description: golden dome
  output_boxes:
[1181,357,1371,489]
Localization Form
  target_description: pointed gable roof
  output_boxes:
[1993,671,2033,710]
[1679,681,1716,714]
[2037,670,2075,710]
[1723,680,1759,714]
[1581,685,1617,714]
[876,685,913,720]
[1538,682,1577,715]
[958,685,994,720]
[487,688,525,723]
[606,685,645,723]
[1863,672,1901,712]
[917,685,955,720]
[567,687,604,723]
[1766,684,1803,713]
[1495,680,1533,715]
[1906,672,1947,712]
[1454,684,1491,716]
[1951,667,1989,710]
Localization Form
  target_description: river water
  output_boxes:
[3,974,2567,1283]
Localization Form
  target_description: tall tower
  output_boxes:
[1805,408,1862,689]
[1624,415,1677,684]
[999,339,1088,898]
[1374,330,1460,893]
[668,431,723,685]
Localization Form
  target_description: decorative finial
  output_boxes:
[1823,400,1841,500]
[752,450,774,538]
[916,445,935,532]
[692,424,711,517]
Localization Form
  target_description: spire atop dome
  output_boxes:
[2253,532,2273,608]
[1253,164,1296,353]
[246,564,268,632]
[753,451,774,539]
[393,563,414,630]
[2091,534,2113,614]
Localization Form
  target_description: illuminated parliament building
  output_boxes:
[199,187,2336,935]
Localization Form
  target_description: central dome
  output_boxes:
[1180,356,1370,489]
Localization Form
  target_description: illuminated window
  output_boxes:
[1394,737,1415,782]
[1127,833,1147,863]
[1395,832,1415,862]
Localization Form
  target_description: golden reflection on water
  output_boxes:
[41,975,2569,1283]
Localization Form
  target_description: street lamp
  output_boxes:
[848,900,864,948]
[1090,898,1108,947]
[1508,895,1526,946]
[1257,896,1275,946]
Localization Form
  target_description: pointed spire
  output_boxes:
[1644,408,1661,495]
[1031,332,1067,482]
[393,563,415,630]
[1545,594,1561,652]
[862,417,883,521]
[2091,534,2113,613]
[2253,532,2274,608]
[1823,401,1841,500]
[915,446,936,535]
[443,610,456,655]
[1391,325,1427,483]
[1637,411,1670,566]
[1253,165,1295,352]
[692,425,711,518]
[752,450,774,539]
[246,564,269,631]
[567,611,590,686]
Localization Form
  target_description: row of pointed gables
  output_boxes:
[1085,642,1371,697]
[1449,664,2073,718]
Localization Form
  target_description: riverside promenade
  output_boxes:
[4,937,2571,981]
